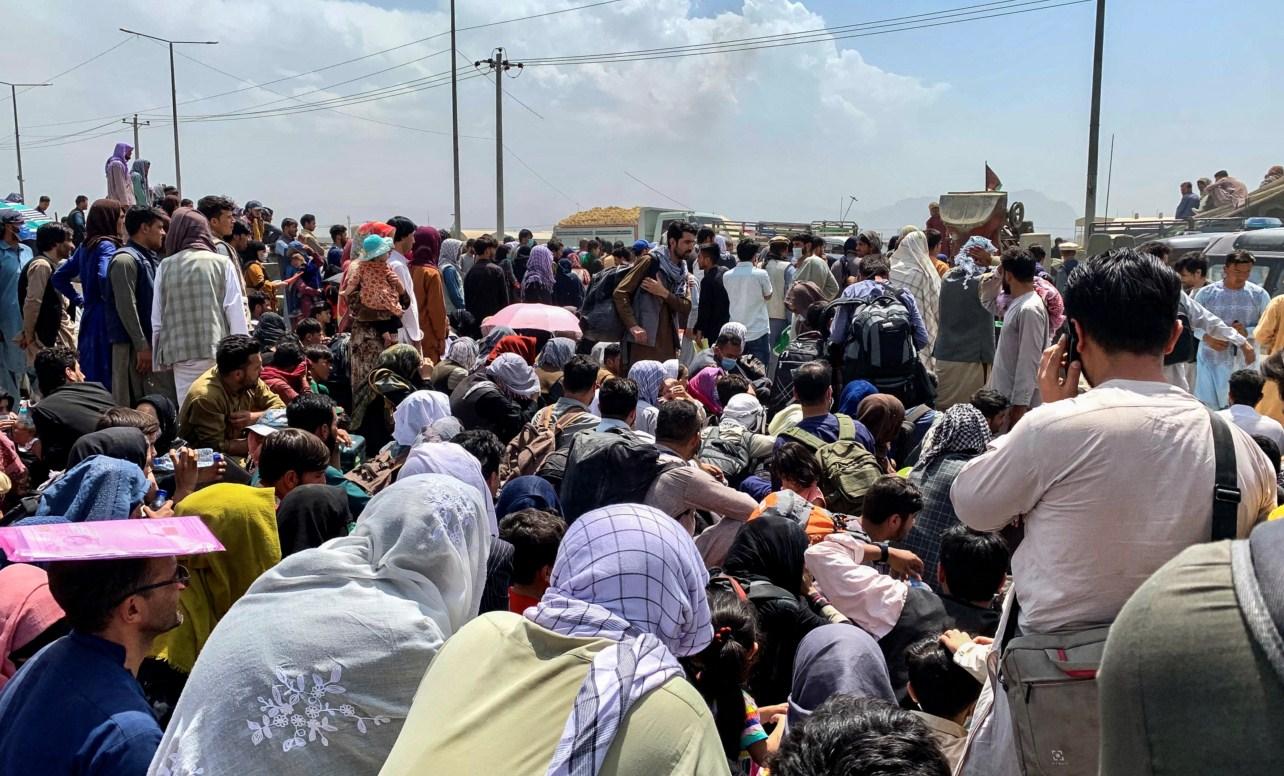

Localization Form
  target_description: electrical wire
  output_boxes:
[0,37,135,104]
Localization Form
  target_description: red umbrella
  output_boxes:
[487,303,581,335]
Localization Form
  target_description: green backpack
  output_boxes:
[781,414,882,515]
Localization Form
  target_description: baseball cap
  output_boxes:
[631,239,652,254]
[0,210,24,226]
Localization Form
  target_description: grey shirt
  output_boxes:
[934,268,996,364]
[986,285,1048,407]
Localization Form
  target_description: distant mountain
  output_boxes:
[854,189,1079,239]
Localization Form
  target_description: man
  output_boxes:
[980,248,1049,425]
[68,194,89,245]
[905,638,983,771]
[504,354,600,481]
[18,222,77,367]
[772,696,951,776]
[1175,180,1201,220]
[327,224,348,271]
[797,234,840,301]
[832,229,881,290]
[228,220,251,259]
[298,213,324,258]
[1219,368,1284,448]
[1204,169,1250,210]
[0,211,32,400]
[580,238,603,275]
[1194,249,1269,408]
[178,334,286,457]
[295,317,324,348]
[763,235,796,360]
[926,201,952,257]
[721,238,774,364]
[196,195,237,259]
[244,199,266,242]
[934,238,997,409]
[614,221,694,366]
[517,227,534,248]
[935,525,1007,636]
[499,508,565,614]
[463,235,507,337]
[247,289,268,322]
[594,375,648,438]
[690,331,743,375]
[828,253,930,379]
[31,346,116,471]
[1052,240,1080,292]
[1174,255,1209,293]
[106,206,175,406]
[257,427,330,501]
[286,391,370,515]
[777,360,855,452]
[0,553,189,774]
[273,216,299,257]
[35,195,50,216]
[385,215,424,349]
[691,243,730,350]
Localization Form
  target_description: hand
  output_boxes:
[142,502,176,518]
[135,348,152,375]
[1037,333,1082,403]
[1203,335,1229,352]
[197,455,227,484]
[968,246,994,266]
[629,326,649,346]
[686,275,696,291]
[170,448,199,500]
[1243,341,1257,364]
[1232,321,1248,337]
[845,275,858,286]
[697,462,727,483]
[336,428,353,447]
[228,410,255,430]
[0,414,15,434]
[757,703,788,723]
[640,277,669,299]
[939,628,974,654]
[886,548,924,580]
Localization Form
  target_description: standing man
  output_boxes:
[721,238,774,364]
[107,206,175,406]
[35,195,51,216]
[385,216,424,351]
[196,195,237,260]
[463,235,508,339]
[0,211,32,400]
[980,248,1049,426]
[832,229,881,291]
[926,201,952,258]
[18,223,76,369]
[1174,256,1209,293]
[1174,180,1200,220]
[1194,249,1269,408]
[327,224,348,271]
[273,216,298,257]
[796,235,840,301]
[244,200,266,241]
[67,195,89,246]
[614,221,694,367]
[298,213,324,259]
[934,237,998,409]
[763,235,795,360]
[691,243,730,348]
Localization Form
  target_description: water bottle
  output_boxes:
[195,449,220,468]
[152,489,169,510]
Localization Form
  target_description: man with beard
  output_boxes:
[981,247,1050,426]
[613,220,694,367]
[285,391,370,516]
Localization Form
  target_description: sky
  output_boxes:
[2,0,1280,237]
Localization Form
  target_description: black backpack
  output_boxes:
[1164,311,1197,365]
[558,429,681,522]
[697,422,754,487]
[578,265,631,341]
[772,331,825,405]
[836,286,918,378]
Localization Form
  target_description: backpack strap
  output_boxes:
[834,414,857,442]
[906,405,932,424]
[1208,408,1241,541]
[782,425,826,451]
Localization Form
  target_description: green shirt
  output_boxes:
[177,367,285,454]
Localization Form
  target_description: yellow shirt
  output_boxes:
[1255,295,1284,355]
[1258,380,1284,427]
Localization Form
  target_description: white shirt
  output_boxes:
[150,249,249,364]
[1219,403,1284,449]
[951,379,1276,633]
[721,262,773,340]
[387,249,423,343]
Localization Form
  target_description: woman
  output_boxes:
[137,393,182,452]
[786,624,896,728]
[888,229,941,360]
[723,515,829,706]
[837,379,879,418]
[687,365,725,416]
[50,198,123,387]
[240,239,277,312]
[0,565,67,693]
[857,393,907,473]
[391,389,452,448]
[521,245,555,304]
[534,337,576,401]
[351,344,427,453]
[495,474,561,520]
[438,238,466,315]
[409,226,448,363]
[147,475,491,776]
[432,337,478,393]
[344,235,411,397]
[486,333,539,366]
[905,404,992,588]
[130,159,151,207]
[35,455,151,522]
[553,258,584,308]
[627,360,666,437]
[104,142,135,206]
[275,483,353,557]
[449,353,539,444]
[398,441,498,535]
[478,325,517,361]
[141,483,281,726]
[379,504,724,776]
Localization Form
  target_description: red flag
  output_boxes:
[985,163,1002,192]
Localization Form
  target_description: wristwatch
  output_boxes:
[877,542,889,563]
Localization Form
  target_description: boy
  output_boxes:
[937,525,1007,637]
[498,508,565,614]
[906,637,984,770]
[305,346,333,396]
[296,317,325,348]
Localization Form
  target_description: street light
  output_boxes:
[120,28,217,199]
[0,80,51,204]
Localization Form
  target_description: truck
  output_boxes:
[553,205,857,246]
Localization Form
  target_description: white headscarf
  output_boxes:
[718,321,748,343]
[147,474,491,776]
[721,393,765,433]
[393,390,452,447]
[439,238,463,271]
[890,230,942,296]
[488,352,540,398]
[399,442,498,535]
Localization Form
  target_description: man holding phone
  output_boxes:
[979,248,1049,428]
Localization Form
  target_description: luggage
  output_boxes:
[772,331,825,404]
[781,414,883,515]
[578,265,631,342]
[837,286,918,379]
[558,430,681,522]
[499,405,587,484]
[697,422,753,487]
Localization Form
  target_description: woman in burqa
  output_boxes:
[105,142,135,206]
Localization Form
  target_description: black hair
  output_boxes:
[473,234,498,255]
[924,229,942,252]
[969,388,1009,419]
[305,345,332,364]
[35,221,71,253]
[1253,435,1281,476]
[386,215,417,243]
[772,696,950,776]
[810,234,827,251]
[47,558,156,633]
[562,354,599,394]
[1173,255,1208,276]
[329,224,347,240]
[231,220,251,238]
[96,406,161,440]
[123,206,166,237]
[793,360,832,405]
[598,377,639,420]
[453,429,504,480]
[861,476,923,526]
[999,247,1037,282]
[586,239,600,251]
[499,508,566,585]
[35,346,77,395]
[547,238,564,256]
[666,220,697,246]
[295,317,323,340]
[715,332,742,349]
[1225,248,1256,267]
[697,226,716,243]
[737,238,760,263]
[906,638,983,720]
[699,244,720,263]
[1028,244,1046,262]
[247,289,268,312]
[860,253,891,279]
[1229,367,1266,406]
[715,372,751,408]
[300,213,316,227]
[770,440,821,490]
[287,392,337,436]
[271,338,305,370]
[216,334,260,375]
[258,428,330,485]
[938,525,1009,602]
[280,217,298,229]
[887,235,900,252]
[656,399,701,443]
[1063,249,1181,356]
[518,228,533,240]
[603,342,622,362]
[75,194,88,204]
[195,194,235,221]
[683,586,758,760]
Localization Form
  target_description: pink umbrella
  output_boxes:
[487,303,581,335]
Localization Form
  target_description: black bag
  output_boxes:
[772,331,825,404]
[578,265,631,341]
[697,422,753,487]
[558,430,680,522]
[1164,311,1197,365]
[834,287,918,380]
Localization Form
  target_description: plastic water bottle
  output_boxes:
[152,489,169,510]
[195,449,220,468]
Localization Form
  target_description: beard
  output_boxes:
[148,605,184,636]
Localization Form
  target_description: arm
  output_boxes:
[949,429,1043,531]
[108,255,149,351]
[1253,297,1280,353]
[978,271,1001,316]
[256,380,288,411]
[181,396,234,453]
[21,260,50,344]
[803,533,908,638]
[50,253,84,307]
[683,468,759,521]
[221,258,249,335]
[899,290,931,350]
[760,271,774,301]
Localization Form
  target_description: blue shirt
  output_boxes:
[828,279,930,350]
[1175,192,1200,220]
[327,245,344,271]
[0,239,33,339]
[0,631,162,775]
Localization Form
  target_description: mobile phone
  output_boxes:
[1062,319,1079,374]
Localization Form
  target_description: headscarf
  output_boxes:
[83,198,124,253]
[786,624,896,728]
[785,279,825,320]
[479,326,518,360]
[130,158,150,188]
[488,352,540,400]
[424,416,463,443]
[138,393,180,452]
[590,341,615,367]
[164,206,218,255]
[496,475,562,520]
[890,229,942,294]
[857,228,883,254]
[917,403,992,471]
[351,344,426,429]
[724,514,810,596]
[105,142,131,173]
[252,312,289,351]
[35,456,150,522]
[411,226,442,268]
[399,441,498,535]
[557,257,575,279]
[721,393,765,433]
[148,475,491,776]
[536,337,576,372]
[858,393,906,469]
[719,321,748,343]
[527,504,712,776]
[151,484,281,674]
[953,235,997,279]
[393,390,453,447]
[661,359,680,381]
[66,427,149,469]
[628,360,666,407]
[439,238,463,271]
[0,564,65,691]
[686,366,724,415]
[523,245,555,291]
[445,337,479,370]
[837,380,879,417]
[275,484,352,557]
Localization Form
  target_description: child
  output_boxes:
[937,525,1008,637]
[305,346,333,396]
[296,317,325,348]
[497,508,564,614]
[347,234,407,320]
[284,242,324,322]
[905,637,984,771]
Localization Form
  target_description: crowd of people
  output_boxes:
[0,150,1283,776]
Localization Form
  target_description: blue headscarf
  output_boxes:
[36,455,150,522]
[496,475,561,520]
[952,235,997,279]
[837,380,879,417]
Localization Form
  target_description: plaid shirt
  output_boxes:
[905,454,972,591]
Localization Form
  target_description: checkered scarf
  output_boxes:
[526,504,713,776]
[917,403,992,470]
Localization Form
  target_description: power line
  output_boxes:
[0,37,135,104]
[624,171,690,210]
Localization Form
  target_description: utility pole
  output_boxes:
[122,113,151,158]
[1082,0,1106,241]
[120,28,218,199]
[1,81,51,204]
[450,0,462,238]
[476,49,523,242]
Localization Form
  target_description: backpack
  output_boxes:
[697,422,753,487]
[578,265,631,341]
[1164,311,1197,365]
[834,287,918,378]
[772,331,825,406]
[342,447,408,497]
[499,405,587,485]
[781,415,883,515]
[999,408,1240,776]
[558,429,681,523]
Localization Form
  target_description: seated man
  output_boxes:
[256,427,329,502]
[498,508,565,614]
[905,638,984,771]
[286,392,370,516]
[179,334,285,458]
[689,331,744,375]
[936,525,1007,638]
[31,346,116,471]
[593,376,653,442]
[1219,368,1284,449]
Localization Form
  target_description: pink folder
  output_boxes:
[0,517,225,562]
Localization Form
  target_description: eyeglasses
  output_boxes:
[115,564,190,606]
